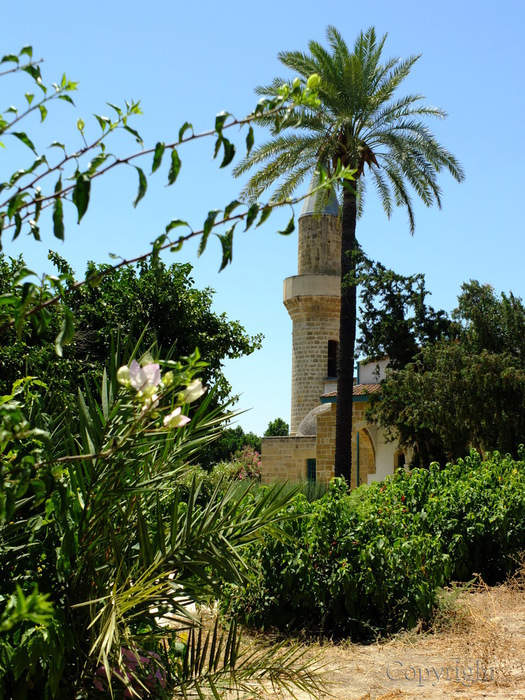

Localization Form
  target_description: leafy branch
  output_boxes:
[1,168,354,354]
[0,48,321,248]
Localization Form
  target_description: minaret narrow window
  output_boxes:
[327,340,338,378]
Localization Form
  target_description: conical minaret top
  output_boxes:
[299,179,340,218]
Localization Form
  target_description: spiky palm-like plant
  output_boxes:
[0,346,325,699]
[234,26,464,483]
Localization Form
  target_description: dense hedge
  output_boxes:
[227,450,525,640]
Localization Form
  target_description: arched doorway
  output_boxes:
[357,428,376,485]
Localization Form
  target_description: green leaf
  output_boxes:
[95,114,110,131]
[7,192,27,219]
[218,225,236,272]
[53,178,65,241]
[198,210,220,257]
[34,189,43,223]
[256,206,272,228]
[29,220,40,241]
[215,111,229,136]
[165,219,190,233]
[72,174,91,223]
[224,200,241,219]
[133,166,147,207]
[38,104,47,122]
[203,210,220,237]
[25,93,34,106]
[12,214,21,241]
[152,142,165,173]
[55,307,75,357]
[53,197,64,241]
[123,124,143,145]
[20,46,33,59]
[0,213,4,252]
[213,136,222,159]
[220,139,235,168]
[12,267,37,286]
[0,292,16,306]
[12,132,37,153]
[278,215,295,236]
[245,203,259,231]
[151,234,167,266]
[22,64,41,82]
[86,152,108,176]
[246,126,254,155]
[178,121,193,142]
[58,94,75,106]
[49,141,66,150]
[167,149,181,185]
[107,102,122,117]
[170,237,184,252]
[1,54,19,64]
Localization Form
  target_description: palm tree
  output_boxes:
[234,26,464,484]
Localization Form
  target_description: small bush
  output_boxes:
[223,446,262,481]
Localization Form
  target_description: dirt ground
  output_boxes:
[258,572,525,699]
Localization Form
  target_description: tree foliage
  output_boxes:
[363,274,525,464]
[358,257,455,370]
[264,417,289,436]
[0,253,262,416]
[200,424,262,467]
[0,45,323,350]
[227,451,525,639]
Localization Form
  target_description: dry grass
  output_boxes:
[240,561,525,699]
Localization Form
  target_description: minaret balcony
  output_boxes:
[283,274,340,304]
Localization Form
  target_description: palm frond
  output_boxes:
[235,25,463,233]
[173,617,326,699]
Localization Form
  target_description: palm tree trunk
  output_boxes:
[334,184,358,483]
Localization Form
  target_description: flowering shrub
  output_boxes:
[231,446,262,481]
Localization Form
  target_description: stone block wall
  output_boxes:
[261,436,316,483]
[316,400,375,488]
[284,294,340,433]
[316,403,337,483]
[297,214,341,276]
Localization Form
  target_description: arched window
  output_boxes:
[327,340,338,378]
[395,450,406,469]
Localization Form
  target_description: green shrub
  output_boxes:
[227,451,525,640]
[227,479,447,640]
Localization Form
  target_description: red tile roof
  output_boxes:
[321,383,382,399]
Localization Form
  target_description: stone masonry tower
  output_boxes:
[284,183,341,434]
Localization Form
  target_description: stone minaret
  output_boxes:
[284,183,341,434]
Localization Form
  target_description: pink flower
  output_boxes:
[94,648,166,697]
[129,360,161,392]
[182,379,205,403]
[163,406,191,429]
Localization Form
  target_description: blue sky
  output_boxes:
[3,0,525,435]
